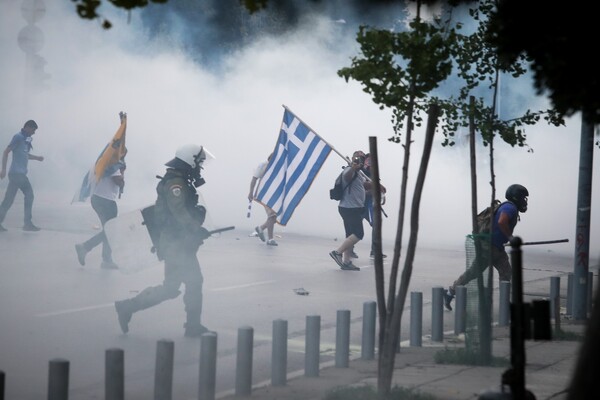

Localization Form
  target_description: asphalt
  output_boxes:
[217,311,586,400]
[0,197,592,400]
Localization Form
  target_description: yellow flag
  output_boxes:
[94,113,127,182]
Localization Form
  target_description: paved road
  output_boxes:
[0,203,576,400]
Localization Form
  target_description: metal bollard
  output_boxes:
[566,273,574,316]
[105,348,124,400]
[361,301,376,360]
[431,287,444,342]
[410,292,422,347]
[235,326,254,396]
[154,339,174,400]
[335,310,351,367]
[588,271,594,314]
[271,319,288,386]
[198,332,217,400]
[305,315,321,377]
[550,276,560,320]
[499,281,510,327]
[455,286,467,334]
[1,370,5,400]
[48,359,69,400]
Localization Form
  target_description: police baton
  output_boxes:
[504,238,568,246]
[208,226,235,236]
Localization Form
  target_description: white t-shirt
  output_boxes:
[93,169,122,201]
[253,160,268,179]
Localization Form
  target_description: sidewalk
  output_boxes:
[219,320,584,400]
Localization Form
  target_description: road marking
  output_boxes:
[35,303,115,317]
[210,280,276,292]
[35,280,274,317]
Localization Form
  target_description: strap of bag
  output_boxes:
[341,170,358,196]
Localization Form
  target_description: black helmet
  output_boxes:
[505,184,529,212]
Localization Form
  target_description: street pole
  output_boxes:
[572,115,594,321]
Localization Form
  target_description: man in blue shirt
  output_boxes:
[0,120,44,231]
[443,184,529,311]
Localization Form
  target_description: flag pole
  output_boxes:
[282,104,351,164]
[282,104,381,182]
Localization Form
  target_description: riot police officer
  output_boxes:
[115,144,214,337]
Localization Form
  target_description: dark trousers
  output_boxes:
[0,173,34,225]
[126,241,204,327]
[82,195,117,262]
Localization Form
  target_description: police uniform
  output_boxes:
[115,168,210,337]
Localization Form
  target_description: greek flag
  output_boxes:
[255,108,332,225]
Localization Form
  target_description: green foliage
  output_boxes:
[486,1,600,125]
[434,347,510,367]
[338,0,565,149]
[553,328,584,342]
[72,0,168,29]
[324,384,438,400]
[338,19,457,143]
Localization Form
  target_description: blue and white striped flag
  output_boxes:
[255,108,332,226]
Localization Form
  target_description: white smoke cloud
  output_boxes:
[0,0,597,260]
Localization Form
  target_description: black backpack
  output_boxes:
[329,171,356,201]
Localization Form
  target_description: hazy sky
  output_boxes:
[0,0,598,258]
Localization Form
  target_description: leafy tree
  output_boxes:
[487,0,600,126]
[339,3,456,395]
[338,0,564,395]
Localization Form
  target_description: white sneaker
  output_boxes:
[266,239,278,246]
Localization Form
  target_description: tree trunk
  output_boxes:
[377,103,440,397]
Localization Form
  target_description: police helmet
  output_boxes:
[505,184,529,212]
[166,144,215,187]
[166,144,215,170]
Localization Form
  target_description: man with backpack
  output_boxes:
[443,184,529,311]
[329,150,371,271]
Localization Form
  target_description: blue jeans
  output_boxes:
[0,173,34,225]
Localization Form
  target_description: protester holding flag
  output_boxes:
[253,107,332,228]
[0,119,44,232]
[74,160,125,269]
[329,150,370,271]
[73,112,127,269]
[248,153,278,246]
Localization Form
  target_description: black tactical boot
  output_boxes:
[184,322,209,338]
[115,300,134,333]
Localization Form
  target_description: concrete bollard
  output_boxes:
[198,332,217,400]
[361,301,376,360]
[271,319,288,387]
[305,315,321,377]
[235,326,254,396]
[431,287,444,342]
[335,310,351,368]
[455,286,467,334]
[48,359,69,400]
[105,348,124,400]
[410,291,422,347]
[154,339,174,400]
[499,281,510,327]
